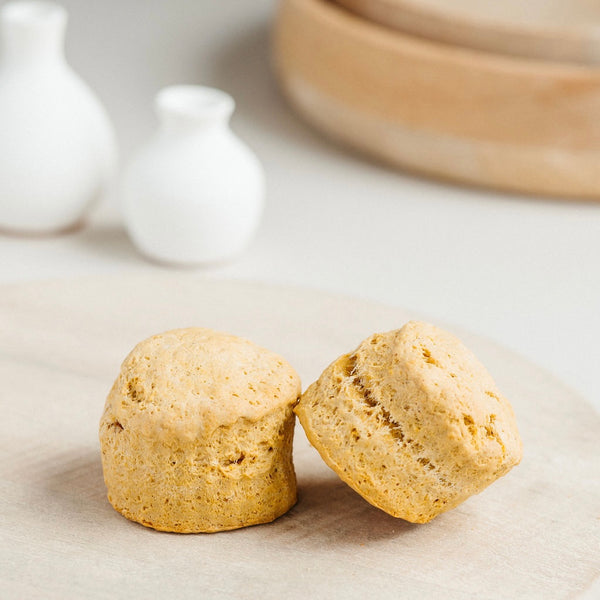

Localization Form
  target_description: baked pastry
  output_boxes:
[99,328,301,533]
[295,321,522,523]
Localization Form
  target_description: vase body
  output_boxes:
[121,86,265,265]
[0,1,117,233]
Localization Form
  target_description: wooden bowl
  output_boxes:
[334,0,600,65]
[273,0,600,198]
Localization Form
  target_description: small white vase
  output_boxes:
[121,85,265,265]
[0,1,117,234]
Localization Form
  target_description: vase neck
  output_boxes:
[1,1,67,66]
[155,85,235,135]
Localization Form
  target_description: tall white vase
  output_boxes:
[0,1,117,234]
[121,85,265,265]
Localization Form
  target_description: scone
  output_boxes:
[295,321,522,523]
[99,328,301,533]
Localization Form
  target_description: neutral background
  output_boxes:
[0,0,598,412]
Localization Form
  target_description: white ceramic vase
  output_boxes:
[121,85,265,265]
[0,1,117,234]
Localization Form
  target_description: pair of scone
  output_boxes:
[99,322,522,532]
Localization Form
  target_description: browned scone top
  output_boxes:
[295,321,522,523]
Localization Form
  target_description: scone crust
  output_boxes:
[100,328,301,532]
[104,328,301,441]
[295,321,522,523]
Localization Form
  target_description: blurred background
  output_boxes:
[0,0,599,410]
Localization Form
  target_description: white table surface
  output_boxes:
[1,0,599,413]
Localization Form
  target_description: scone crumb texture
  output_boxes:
[295,321,522,523]
[99,327,301,533]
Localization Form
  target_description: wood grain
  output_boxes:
[0,273,598,598]
[273,0,600,198]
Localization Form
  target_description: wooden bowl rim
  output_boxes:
[334,0,600,47]
[313,0,600,76]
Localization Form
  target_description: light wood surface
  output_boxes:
[334,0,600,65]
[0,273,598,598]
[273,0,600,198]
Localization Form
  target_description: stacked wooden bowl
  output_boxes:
[273,0,600,198]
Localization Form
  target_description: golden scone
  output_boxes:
[99,328,301,533]
[295,321,522,523]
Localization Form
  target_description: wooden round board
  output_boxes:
[274,0,600,199]
[334,0,600,64]
[0,272,598,598]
